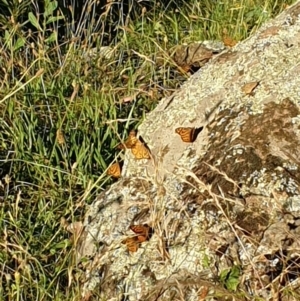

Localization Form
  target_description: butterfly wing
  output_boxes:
[116,130,138,149]
[125,131,138,148]
[117,130,150,159]
[137,235,147,242]
[131,141,150,159]
[122,237,139,252]
[130,224,150,241]
[175,127,203,142]
[107,162,121,178]
[122,224,152,251]
[130,224,148,236]
[116,143,126,150]
[175,127,194,142]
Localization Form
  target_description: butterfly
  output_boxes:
[178,63,192,73]
[129,224,151,242]
[107,162,121,178]
[122,224,152,252]
[222,36,237,47]
[116,130,138,149]
[122,237,139,252]
[117,130,150,159]
[175,126,203,143]
[131,140,151,159]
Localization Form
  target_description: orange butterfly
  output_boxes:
[179,63,191,73]
[117,130,150,159]
[131,140,150,159]
[107,162,121,178]
[130,224,151,242]
[122,237,139,252]
[175,126,203,143]
[122,224,152,252]
[222,36,237,47]
[116,130,138,149]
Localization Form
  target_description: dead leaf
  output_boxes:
[120,91,139,103]
[56,129,65,145]
[241,81,259,95]
[198,286,209,300]
[67,221,84,236]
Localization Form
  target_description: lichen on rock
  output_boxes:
[78,2,300,300]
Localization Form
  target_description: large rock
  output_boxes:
[78,2,300,300]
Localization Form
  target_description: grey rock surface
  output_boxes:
[78,2,300,300]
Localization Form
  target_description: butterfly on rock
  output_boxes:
[116,130,138,149]
[175,126,203,143]
[122,224,152,252]
[116,130,150,159]
[107,162,122,178]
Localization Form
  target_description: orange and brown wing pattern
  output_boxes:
[116,130,138,149]
[117,130,150,159]
[122,237,139,252]
[130,224,150,242]
[222,36,237,47]
[107,162,121,178]
[122,224,152,252]
[131,141,151,159]
[175,126,203,143]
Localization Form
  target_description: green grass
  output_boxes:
[0,0,296,299]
